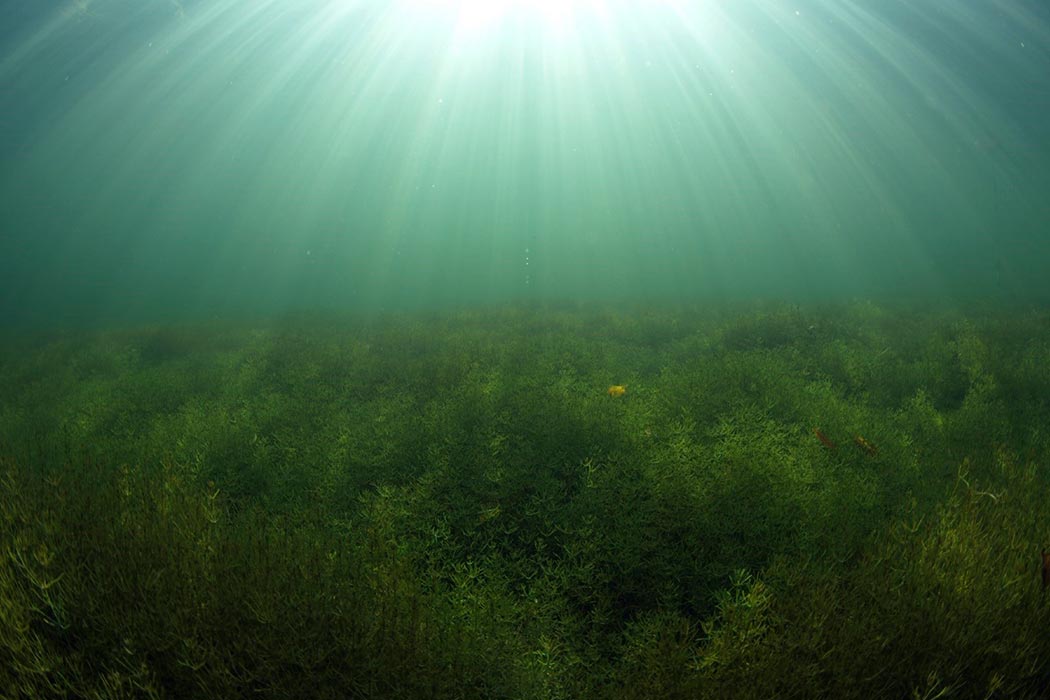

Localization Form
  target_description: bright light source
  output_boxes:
[405,0,586,36]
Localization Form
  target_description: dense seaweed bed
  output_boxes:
[1,302,1049,698]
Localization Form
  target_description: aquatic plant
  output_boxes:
[1,303,1049,697]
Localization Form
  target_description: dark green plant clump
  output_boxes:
[1,302,1049,698]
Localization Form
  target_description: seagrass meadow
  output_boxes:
[3,0,1050,697]
[2,303,1050,698]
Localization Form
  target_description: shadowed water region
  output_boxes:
[1,1,1049,697]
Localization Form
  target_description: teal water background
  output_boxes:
[1,0,1048,327]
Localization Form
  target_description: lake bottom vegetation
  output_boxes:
[2,302,1049,699]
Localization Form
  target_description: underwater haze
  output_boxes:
[6,3,1050,697]
[1,0,1049,326]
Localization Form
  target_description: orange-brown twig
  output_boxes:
[813,428,836,450]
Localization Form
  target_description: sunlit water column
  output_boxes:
[0,0,1047,324]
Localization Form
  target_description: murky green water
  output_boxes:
[3,5,1050,695]
[1,0,1048,326]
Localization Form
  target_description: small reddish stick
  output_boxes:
[813,428,836,450]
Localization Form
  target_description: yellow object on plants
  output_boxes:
[607,385,626,398]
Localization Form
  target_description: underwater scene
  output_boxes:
[2,0,1050,697]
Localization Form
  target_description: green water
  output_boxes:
[2,0,1048,326]
[3,4,1050,696]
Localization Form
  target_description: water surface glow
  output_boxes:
[0,0,1048,324]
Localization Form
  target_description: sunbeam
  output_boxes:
[0,0,1047,322]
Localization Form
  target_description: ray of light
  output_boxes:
[1,0,1047,319]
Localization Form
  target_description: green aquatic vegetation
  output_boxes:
[1,303,1049,697]
[691,448,1050,699]
[0,453,539,699]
